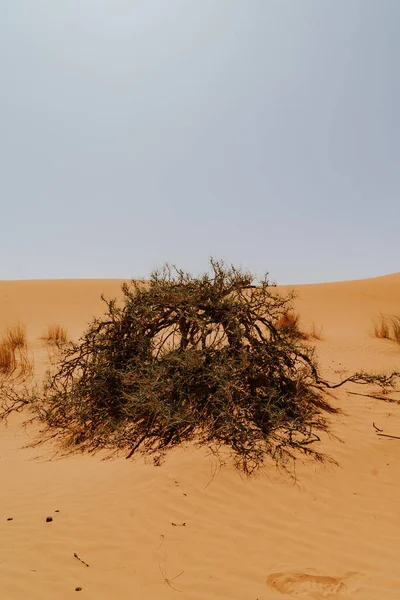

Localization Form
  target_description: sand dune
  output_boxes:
[1,274,400,599]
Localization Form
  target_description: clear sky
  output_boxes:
[1,1,399,284]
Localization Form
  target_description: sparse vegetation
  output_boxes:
[6,322,27,350]
[391,316,400,345]
[41,324,68,347]
[4,260,396,475]
[0,324,33,379]
[373,314,400,344]
[308,322,324,341]
[276,310,307,340]
[1,262,398,476]
[276,312,324,342]
[31,261,343,473]
[373,315,391,339]
[0,340,16,375]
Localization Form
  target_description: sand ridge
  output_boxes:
[1,274,400,599]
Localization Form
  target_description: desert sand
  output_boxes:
[1,274,400,600]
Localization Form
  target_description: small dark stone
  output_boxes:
[75,587,82,592]
[7,517,13,521]
[46,516,53,523]
[55,509,60,512]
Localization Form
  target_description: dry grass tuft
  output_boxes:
[373,315,391,339]
[277,310,300,330]
[0,324,33,379]
[308,322,324,340]
[0,341,16,375]
[41,324,68,346]
[373,315,400,344]
[390,316,400,344]
[276,311,308,339]
[276,311,321,340]
[5,322,27,350]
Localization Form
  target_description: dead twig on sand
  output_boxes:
[373,423,383,432]
[157,536,184,592]
[371,422,400,441]
[74,553,89,567]
[377,433,400,440]
[348,391,400,404]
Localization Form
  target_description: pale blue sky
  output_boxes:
[1,1,399,284]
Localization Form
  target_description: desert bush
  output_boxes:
[41,324,68,346]
[2,262,398,475]
[17,260,396,475]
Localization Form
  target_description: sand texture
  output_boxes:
[1,274,400,599]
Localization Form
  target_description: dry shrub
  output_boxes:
[41,324,68,347]
[2,262,398,476]
[35,262,339,474]
[14,260,397,476]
